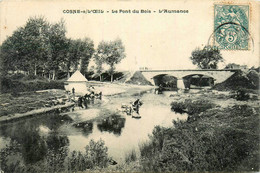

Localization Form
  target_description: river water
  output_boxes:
[0,91,187,168]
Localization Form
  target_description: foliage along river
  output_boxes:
[0,90,187,167]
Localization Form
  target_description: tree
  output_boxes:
[0,17,51,76]
[106,39,126,82]
[0,31,24,74]
[77,38,95,75]
[94,41,106,81]
[47,19,68,80]
[22,17,51,76]
[0,16,94,80]
[96,39,126,82]
[190,46,223,69]
[59,38,73,78]
[94,54,104,82]
[63,38,94,78]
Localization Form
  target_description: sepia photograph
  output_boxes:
[0,0,259,172]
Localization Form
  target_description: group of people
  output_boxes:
[71,86,143,115]
[71,86,102,109]
[77,95,89,109]
[121,98,143,116]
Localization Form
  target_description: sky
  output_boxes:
[0,0,259,71]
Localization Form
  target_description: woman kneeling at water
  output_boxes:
[132,99,143,114]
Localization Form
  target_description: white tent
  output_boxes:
[64,70,88,94]
[67,70,88,82]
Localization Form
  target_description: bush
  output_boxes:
[125,149,137,163]
[235,88,250,101]
[8,73,26,80]
[247,70,260,89]
[85,139,110,168]
[139,105,260,172]
[171,99,216,120]
[0,76,64,94]
[22,74,45,81]
[68,139,110,172]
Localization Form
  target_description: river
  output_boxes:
[0,90,187,169]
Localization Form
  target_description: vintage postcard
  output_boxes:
[0,0,259,172]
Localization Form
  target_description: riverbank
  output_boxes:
[0,89,69,116]
[126,89,259,172]
[0,102,74,123]
[87,89,259,173]
[0,85,259,173]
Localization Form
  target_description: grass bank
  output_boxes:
[137,98,259,172]
[0,89,69,117]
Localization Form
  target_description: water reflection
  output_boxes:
[41,114,73,131]
[0,121,47,164]
[73,121,94,137]
[0,92,187,172]
[0,112,71,172]
[22,129,47,164]
[97,114,126,136]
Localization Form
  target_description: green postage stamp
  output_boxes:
[214,4,249,50]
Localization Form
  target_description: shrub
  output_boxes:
[186,99,215,115]
[171,101,187,114]
[68,139,110,172]
[125,149,137,163]
[22,74,45,81]
[235,88,250,101]
[68,151,87,172]
[139,105,260,172]
[85,139,110,168]
[8,73,26,80]
[0,76,65,93]
[171,99,216,123]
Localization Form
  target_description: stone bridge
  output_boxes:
[139,69,239,88]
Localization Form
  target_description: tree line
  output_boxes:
[0,17,125,82]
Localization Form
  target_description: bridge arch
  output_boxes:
[182,74,215,88]
[153,74,178,90]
